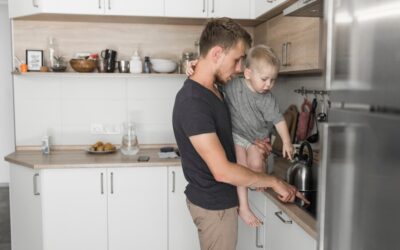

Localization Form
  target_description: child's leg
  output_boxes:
[246,145,267,191]
[235,144,262,227]
[246,144,267,173]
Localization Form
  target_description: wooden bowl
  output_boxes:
[69,59,98,73]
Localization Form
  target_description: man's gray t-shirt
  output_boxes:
[223,77,284,144]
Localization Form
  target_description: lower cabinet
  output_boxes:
[265,197,316,250]
[168,167,200,250]
[238,189,316,250]
[9,164,198,250]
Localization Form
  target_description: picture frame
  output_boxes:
[26,50,43,71]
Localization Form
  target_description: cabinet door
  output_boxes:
[107,167,168,250]
[265,197,316,250]
[9,164,43,250]
[237,204,266,250]
[8,0,41,18]
[168,167,200,250]
[210,0,250,19]
[40,168,108,250]
[283,16,323,73]
[165,0,207,18]
[266,14,323,74]
[40,0,105,15]
[105,0,164,16]
[253,0,289,19]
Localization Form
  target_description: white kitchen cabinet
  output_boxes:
[265,197,317,250]
[9,164,169,250]
[9,164,43,250]
[107,167,167,250]
[9,0,163,18]
[40,168,108,250]
[165,0,250,19]
[104,0,164,17]
[252,0,291,19]
[237,204,266,250]
[168,167,200,250]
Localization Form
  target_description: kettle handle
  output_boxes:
[299,141,313,167]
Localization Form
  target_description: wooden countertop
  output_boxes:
[5,147,317,239]
[4,147,181,169]
[265,156,318,239]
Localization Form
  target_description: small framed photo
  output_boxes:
[26,50,43,71]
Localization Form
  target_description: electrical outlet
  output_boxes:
[91,123,121,135]
[91,123,103,134]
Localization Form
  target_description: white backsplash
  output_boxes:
[14,75,186,146]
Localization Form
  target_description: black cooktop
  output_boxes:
[295,191,317,218]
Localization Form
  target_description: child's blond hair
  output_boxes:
[244,45,280,71]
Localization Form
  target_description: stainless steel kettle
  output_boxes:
[286,141,315,192]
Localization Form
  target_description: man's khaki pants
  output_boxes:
[187,199,238,250]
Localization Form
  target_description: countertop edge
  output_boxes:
[263,189,317,239]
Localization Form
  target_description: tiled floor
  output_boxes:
[0,187,10,250]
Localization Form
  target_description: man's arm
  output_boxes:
[189,132,303,203]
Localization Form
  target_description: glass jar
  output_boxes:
[120,122,139,155]
[180,52,193,75]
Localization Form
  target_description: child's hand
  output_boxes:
[186,59,198,76]
[282,143,294,160]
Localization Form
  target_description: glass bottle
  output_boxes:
[143,56,151,73]
[47,37,57,70]
[120,122,139,155]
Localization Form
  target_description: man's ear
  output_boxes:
[244,68,252,79]
[209,45,224,63]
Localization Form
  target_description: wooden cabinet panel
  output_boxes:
[266,14,323,74]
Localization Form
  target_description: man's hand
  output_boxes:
[253,138,272,160]
[186,59,198,76]
[271,177,310,204]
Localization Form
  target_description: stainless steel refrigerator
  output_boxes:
[319,0,400,249]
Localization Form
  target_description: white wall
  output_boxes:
[0,0,14,184]
[14,75,185,146]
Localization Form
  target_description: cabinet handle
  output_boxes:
[108,0,111,10]
[32,0,39,8]
[100,173,104,194]
[98,0,102,9]
[33,173,40,195]
[281,43,286,66]
[211,0,215,13]
[274,211,292,224]
[110,172,114,194]
[171,171,176,193]
[285,42,291,66]
[267,0,273,2]
[255,226,264,248]
[202,0,205,13]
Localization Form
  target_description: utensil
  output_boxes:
[306,98,319,143]
[118,60,130,73]
[317,95,328,122]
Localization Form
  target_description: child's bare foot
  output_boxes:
[238,207,262,227]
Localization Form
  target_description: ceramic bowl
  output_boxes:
[150,58,177,73]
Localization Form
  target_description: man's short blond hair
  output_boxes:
[244,45,280,71]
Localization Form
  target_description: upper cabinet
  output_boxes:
[104,0,164,16]
[165,0,250,19]
[266,14,323,74]
[253,0,290,18]
[9,0,163,18]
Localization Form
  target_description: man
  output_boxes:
[172,18,304,250]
